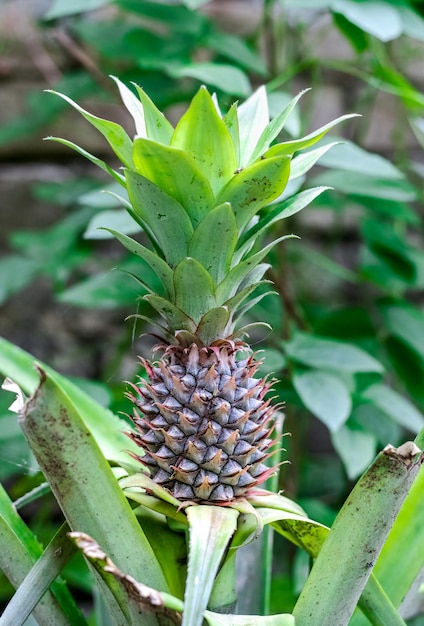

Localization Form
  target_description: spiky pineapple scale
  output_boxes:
[128,342,276,503]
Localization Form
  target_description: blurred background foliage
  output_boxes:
[1,0,424,620]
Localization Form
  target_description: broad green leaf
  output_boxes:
[133,138,214,227]
[111,75,146,137]
[20,368,168,599]
[264,113,359,158]
[169,63,251,98]
[188,203,238,283]
[0,485,83,625]
[285,332,384,373]
[133,85,174,144]
[84,209,140,239]
[102,228,175,299]
[45,0,110,19]
[293,370,352,431]
[196,307,231,345]
[183,506,239,626]
[237,86,269,167]
[293,442,423,626]
[0,256,38,306]
[239,187,330,253]
[383,305,424,360]
[1,523,85,626]
[362,384,424,433]
[206,31,268,77]
[46,91,134,168]
[331,0,402,42]
[0,337,137,465]
[290,142,340,179]
[174,258,216,324]
[171,86,237,196]
[126,169,194,266]
[44,137,125,186]
[311,170,418,201]
[250,89,310,162]
[215,156,291,232]
[331,424,377,480]
[144,294,197,333]
[317,139,405,179]
[362,219,417,282]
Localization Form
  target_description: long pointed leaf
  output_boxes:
[111,75,146,137]
[237,86,269,167]
[183,506,239,626]
[174,258,216,324]
[46,90,134,168]
[102,228,175,299]
[0,337,137,465]
[134,84,174,144]
[20,368,169,602]
[264,114,360,157]
[290,142,340,179]
[292,442,424,626]
[1,523,84,626]
[144,294,197,333]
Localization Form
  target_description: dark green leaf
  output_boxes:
[331,424,377,479]
[0,256,39,305]
[173,258,216,323]
[206,31,268,76]
[383,305,424,360]
[362,384,424,433]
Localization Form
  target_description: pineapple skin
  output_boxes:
[128,341,278,504]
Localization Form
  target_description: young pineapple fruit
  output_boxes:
[49,79,355,504]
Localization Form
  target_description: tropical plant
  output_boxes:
[0,79,423,625]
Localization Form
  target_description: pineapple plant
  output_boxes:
[47,79,356,506]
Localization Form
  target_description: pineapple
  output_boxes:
[48,79,355,504]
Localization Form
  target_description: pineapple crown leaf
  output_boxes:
[47,79,358,342]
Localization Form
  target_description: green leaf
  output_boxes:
[84,209,140,239]
[46,91,134,168]
[204,613,295,626]
[311,170,418,202]
[383,305,424,360]
[144,294,197,333]
[183,506,239,626]
[293,370,352,431]
[292,442,423,626]
[362,219,417,282]
[102,228,175,299]
[0,256,39,305]
[133,138,214,227]
[239,187,329,252]
[169,63,251,98]
[174,258,216,324]
[125,169,194,267]
[171,86,237,196]
[317,139,405,179]
[111,75,146,136]
[196,307,231,345]
[215,156,291,232]
[250,89,309,162]
[206,31,268,76]
[189,203,238,283]
[45,0,110,19]
[331,424,377,480]
[44,137,125,186]
[0,486,84,625]
[237,86,269,167]
[1,523,85,626]
[133,85,174,144]
[284,332,384,373]
[290,142,340,179]
[0,338,137,465]
[264,113,359,158]
[362,384,424,433]
[20,368,168,598]
[331,0,402,42]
